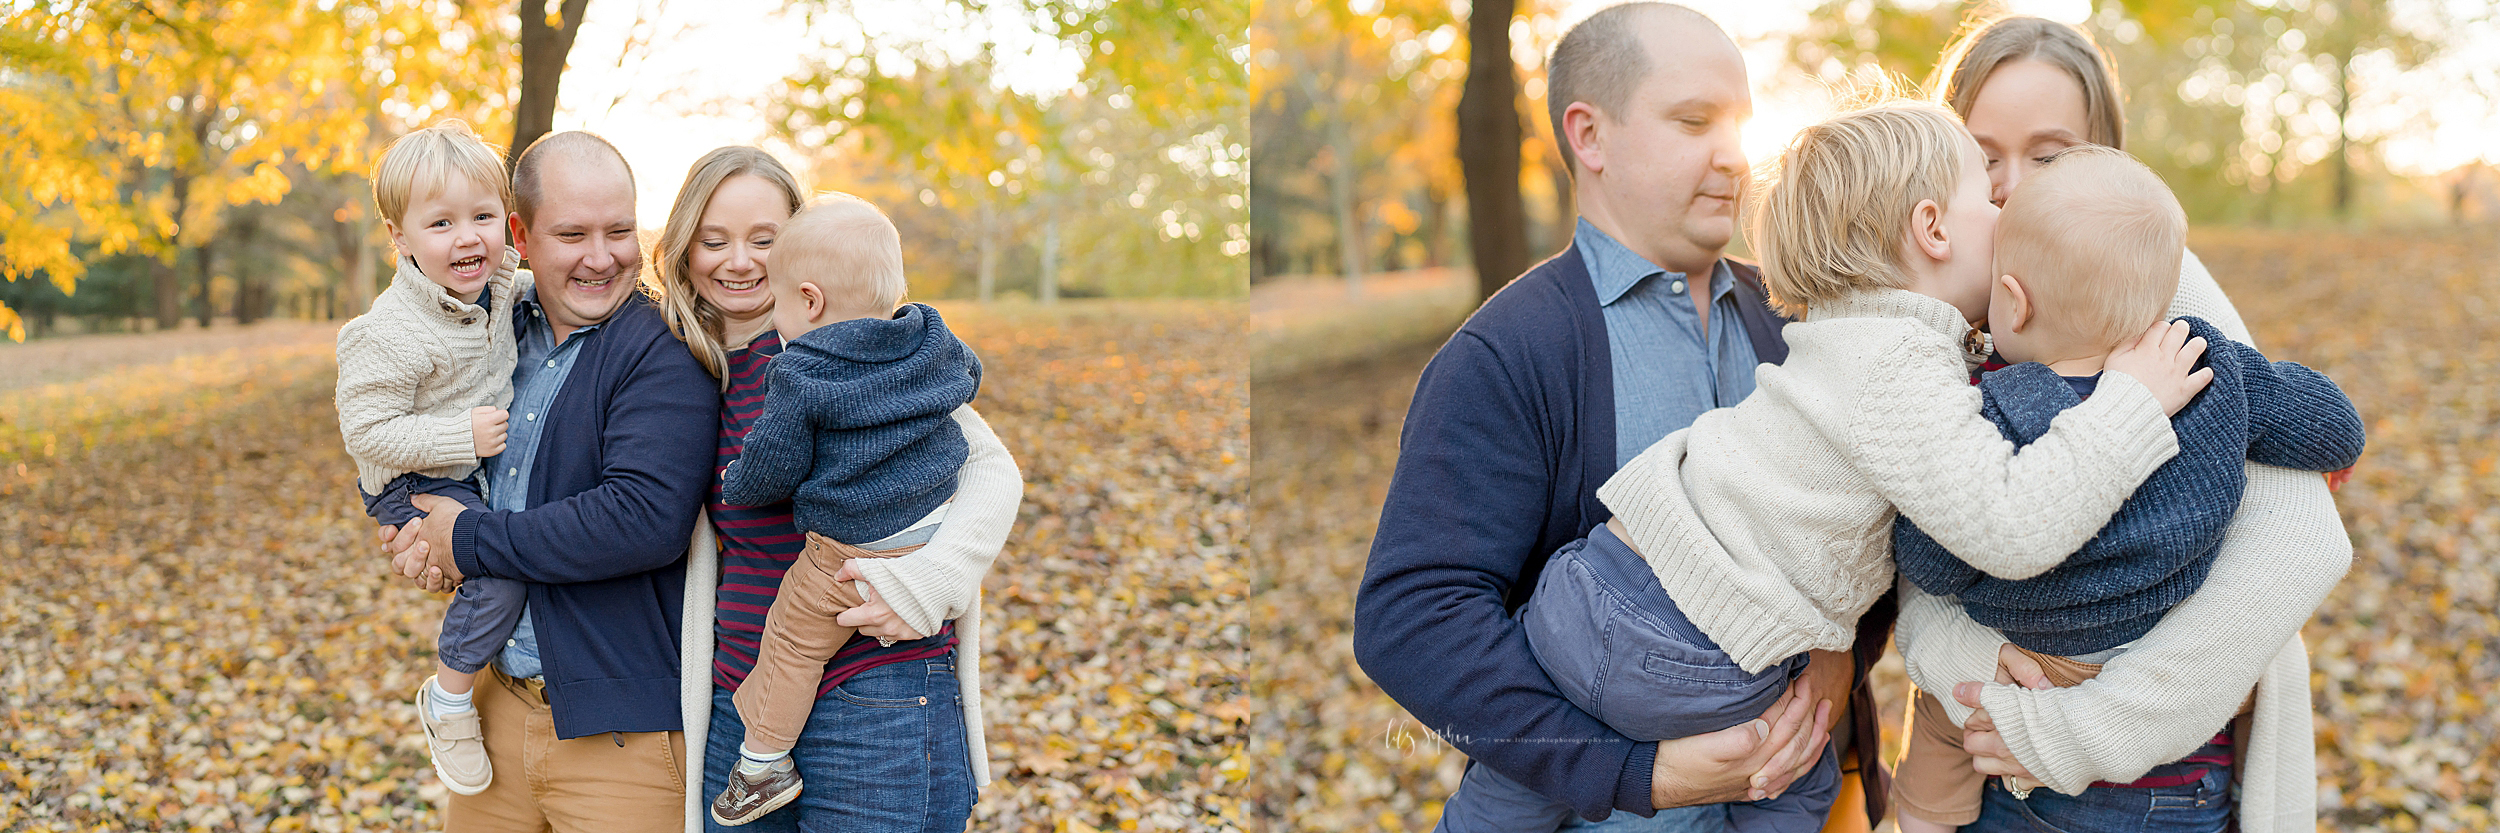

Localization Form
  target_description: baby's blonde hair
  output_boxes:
[775,193,906,316]
[1995,145,2184,351]
[1750,100,1969,317]
[372,119,512,226]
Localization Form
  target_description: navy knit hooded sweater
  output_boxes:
[720,302,982,543]
[1892,316,2364,656]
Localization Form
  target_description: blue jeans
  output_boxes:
[1438,526,1837,833]
[1964,765,2233,833]
[702,654,976,833]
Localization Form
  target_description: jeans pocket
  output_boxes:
[834,662,934,709]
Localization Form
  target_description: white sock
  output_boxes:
[737,743,789,774]
[428,678,475,721]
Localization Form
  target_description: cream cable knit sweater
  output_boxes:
[681,405,1021,832]
[1598,287,2180,675]
[334,250,520,494]
[1896,250,2344,833]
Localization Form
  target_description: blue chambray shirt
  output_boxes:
[483,284,605,681]
[1577,218,1760,468]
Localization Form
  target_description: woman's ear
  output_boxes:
[1995,274,2033,333]
[1909,198,1951,263]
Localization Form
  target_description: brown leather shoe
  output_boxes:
[710,756,802,826]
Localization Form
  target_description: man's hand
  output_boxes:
[471,406,510,459]
[1651,673,1833,809]
[2104,319,2213,416]
[829,561,928,643]
[384,494,469,592]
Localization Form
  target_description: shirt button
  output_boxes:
[1669,279,1687,294]
[525,413,535,421]
[545,359,556,367]
[507,639,517,647]
[507,468,518,477]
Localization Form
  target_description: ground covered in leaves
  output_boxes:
[0,299,1249,832]
[1246,228,2499,831]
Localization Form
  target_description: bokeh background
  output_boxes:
[1248,0,2500,830]
[0,2,1251,831]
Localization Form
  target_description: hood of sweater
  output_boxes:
[778,302,983,430]
[384,246,520,325]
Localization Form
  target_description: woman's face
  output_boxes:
[686,173,791,323]
[1963,58,2093,206]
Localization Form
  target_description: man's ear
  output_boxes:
[1995,274,2033,333]
[1563,101,1607,175]
[507,215,530,260]
[1909,199,1950,263]
[797,280,827,321]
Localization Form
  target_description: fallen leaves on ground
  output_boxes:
[0,299,1249,833]
[1246,228,2499,832]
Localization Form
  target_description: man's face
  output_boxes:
[1577,20,1751,274]
[513,155,641,334]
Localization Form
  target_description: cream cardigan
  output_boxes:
[334,250,520,494]
[1599,287,2179,675]
[680,405,1022,831]
[1896,250,2344,833]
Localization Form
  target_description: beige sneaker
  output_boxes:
[417,678,493,795]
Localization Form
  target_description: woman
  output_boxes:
[1891,17,2347,833]
[655,146,1023,832]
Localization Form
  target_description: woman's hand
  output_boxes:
[2104,319,2213,416]
[830,560,927,644]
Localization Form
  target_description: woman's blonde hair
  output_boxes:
[1750,100,1970,317]
[653,147,805,389]
[372,119,512,226]
[1929,14,2125,149]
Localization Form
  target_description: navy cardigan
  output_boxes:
[1355,246,1900,824]
[449,297,721,739]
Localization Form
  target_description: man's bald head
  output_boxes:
[512,131,635,227]
[1546,3,1737,177]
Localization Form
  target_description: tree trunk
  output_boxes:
[1457,0,1529,302]
[976,200,998,303]
[511,0,592,166]
[2333,45,2353,220]
[154,173,192,331]
[1039,217,1060,304]
[192,242,216,329]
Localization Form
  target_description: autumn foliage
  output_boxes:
[0,300,1248,832]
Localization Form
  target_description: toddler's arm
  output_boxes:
[1899,462,2348,794]
[850,405,1022,635]
[1848,328,2180,581]
[718,359,817,507]
[335,324,476,471]
[2225,339,2365,472]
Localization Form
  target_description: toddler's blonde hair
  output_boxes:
[1750,101,1969,317]
[1995,145,2184,350]
[372,119,512,226]
[775,193,906,316]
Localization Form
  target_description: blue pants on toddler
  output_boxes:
[360,473,528,675]
[1436,523,1838,833]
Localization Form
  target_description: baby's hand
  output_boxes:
[471,406,509,458]
[2104,319,2212,416]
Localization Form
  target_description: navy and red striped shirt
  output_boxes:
[710,330,955,695]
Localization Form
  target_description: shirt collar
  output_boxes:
[515,283,605,345]
[1574,217,1735,306]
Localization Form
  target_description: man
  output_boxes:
[1352,4,1892,829]
[386,130,720,832]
